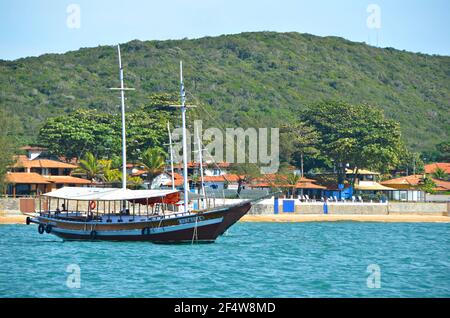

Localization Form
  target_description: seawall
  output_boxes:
[242,199,449,216]
[1,197,449,218]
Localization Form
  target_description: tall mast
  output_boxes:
[180,61,190,213]
[118,45,127,190]
[110,44,134,191]
[196,131,207,209]
[167,122,175,191]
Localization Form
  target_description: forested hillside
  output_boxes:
[1,31,449,152]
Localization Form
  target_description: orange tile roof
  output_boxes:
[162,172,190,187]
[381,175,450,191]
[381,175,423,187]
[12,155,78,169]
[44,176,91,184]
[249,182,326,189]
[253,174,316,183]
[216,162,232,168]
[432,179,450,191]
[6,172,50,184]
[163,179,184,187]
[424,163,450,174]
[249,174,325,189]
[202,174,243,182]
[171,172,184,179]
[173,162,232,169]
[294,182,327,189]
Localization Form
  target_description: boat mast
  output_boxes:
[167,122,176,191]
[196,131,207,209]
[110,44,134,193]
[118,46,127,190]
[180,61,190,213]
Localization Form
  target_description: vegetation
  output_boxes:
[285,173,301,198]
[138,148,166,188]
[0,109,21,192]
[300,101,404,184]
[432,167,449,181]
[73,152,102,182]
[1,32,448,154]
[73,153,144,188]
[418,176,437,194]
[98,159,121,186]
[38,94,177,161]
[280,122,320,177]
[393,148,424,176]
[422,140,450,163]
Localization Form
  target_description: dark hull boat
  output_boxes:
[27,193,253,243]
[26,45,262,244]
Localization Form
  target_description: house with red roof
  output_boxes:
[149,171,188,190]
[248,174,326,199]
[381,174,450,201]
[5,147,91,197]
[201,174,243,190]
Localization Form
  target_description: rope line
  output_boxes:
[185,90,284,196]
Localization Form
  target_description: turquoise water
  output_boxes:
[0,222,449,298]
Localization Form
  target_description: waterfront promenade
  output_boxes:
[1,196,449,224]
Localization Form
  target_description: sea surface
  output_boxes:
[0,222,449,298]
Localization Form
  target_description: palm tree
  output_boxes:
[73,152,102,182]
[286,173,300,198]
[98,159,122,187]
[432,167,449,181]
[138,148,166,189]
[127,176,144,190]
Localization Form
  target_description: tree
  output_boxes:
[280,122,320,177]
[73,152,102,182]
[286,173,300,198]
[127,176,144,190]
[419,176,436,194]
[38,109,119,160]
[421,140,450,163]
[432,167,449,181]
[229,163,261,196]
[138,148,166,188]
[98,159,122,186]
[393,146,424,176]
[436,140,450,162]
[303,101,404,184]
[38,98,177,161]
[0,110,21,193]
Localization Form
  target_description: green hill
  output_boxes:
[1,31,449,152]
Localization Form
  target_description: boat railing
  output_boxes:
[39,209,197,222]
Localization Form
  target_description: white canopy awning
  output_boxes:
[42,187,179,201]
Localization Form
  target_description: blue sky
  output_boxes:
[0,0,449,60]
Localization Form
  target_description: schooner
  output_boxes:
[26,45,260,243]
